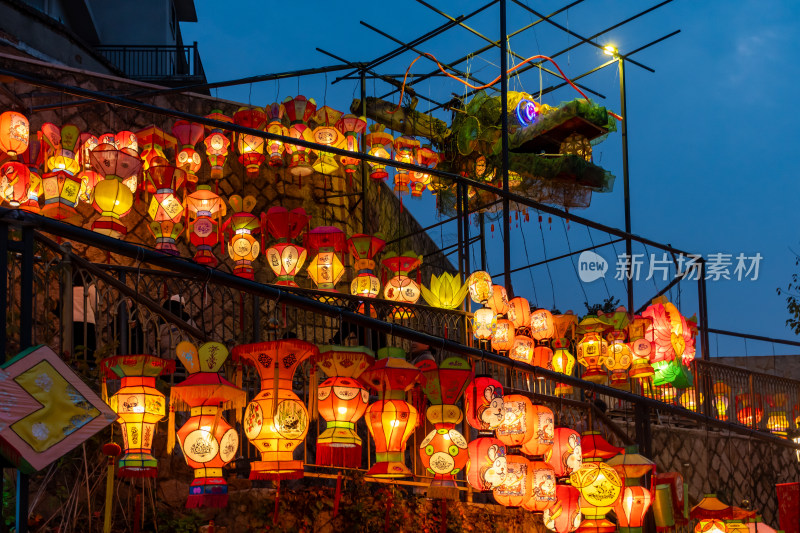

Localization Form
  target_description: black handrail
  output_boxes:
[94,42,205,82]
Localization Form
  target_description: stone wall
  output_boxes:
[713,355,800,381]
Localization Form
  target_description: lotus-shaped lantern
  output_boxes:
[420,272,469,309]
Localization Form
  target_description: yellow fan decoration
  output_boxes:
[420,273,469,309]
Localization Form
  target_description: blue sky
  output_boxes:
[183,0,800,358]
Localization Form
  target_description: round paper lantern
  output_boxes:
[492,319,516,352]
[203,110,232,179]
[101,355,174,477]
[570,462,623,533]
[552,338,576,396]
[493,454,532,507]
[0,111,29,156]
[522,460,558,512]
[497,394,538,447]
[468,271,493,305]
[543,484,583,533]
[364,124,393,180]
[464,376,504,433]
[534,346,554,369]
[473,307,497,341]
[186,185,226,267]
[546,428,582,478]
[531,309,556,341]
[713,381,730,421]
[89,143,141,238]
[487,284,509,315]
[509,335,534,364]
[222,195,265,280]
[467,437,507,491]
[508,297,530,330]
[233,340,318,480]
[615,486,653,533]
[520,404,555,457]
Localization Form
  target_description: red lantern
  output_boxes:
[1,161,30,207]
[358,347,421,477]
[533,346,554,369]
[17,134,43,212]
[172,120,204,182]
[546,428,583,478]
[523,460,558,512]
[336,114,367,173]
[508,297,531,330]
[393,136,419,194]
[203,110,232,180]
[615,486,653,533]
[543,484,583,533]
[467,437,507,491]
[265,206,310,286]
[234,107,267,179]
[0,111,29,157]
[145,160,186,255]
[233,339,318,480]
[493,455,532,507]
[283,95,317,178]
[736,394,763,426]
[465,376,504,433]
[265,102,288,167]
[186,186,226,266]
[581,431,623,462]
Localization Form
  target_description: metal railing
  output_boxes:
[95,42,205,83]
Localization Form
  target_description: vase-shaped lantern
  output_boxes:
[336,114,367,174]
[222,195,265,280]
[203,110,232,180]
[468,271,493,305]
[311,106,344,175]
[145,159,186,254]
[382,251,423,318]
[283,95,317,178]
[359,347,421,477]
[576,316,609,385]
[136,125,176,174]
[305,226,346,291]
[171,341,245,508]
[348,233,386,301]
[409,145,439,197]
[186,185,226,266]
[265,102,288,167]
[265,206,310,286]
[101,354,175,477]
[172,120,204,182]
[543,484,583,533]
[570,461,623,533]
[233,107,267,179]
[415,355,473,495]
[314,345,375,468]
[234,339,318,480]
[605,329,632,389]
[89,141,142,237]
[365,124,393,180]
[393,136,419,194]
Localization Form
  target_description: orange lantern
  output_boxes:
[314,345,374,468]
[465,376,504,433]
[543,484,583,533]
[101,354,175,477]
[508,297,531,330]
[493,454,532,507]
[265,206,310,286]
[497,394,539,447]
[89,142,142,237]
[233,107,267,179]
[172,120,204,182]
[171,341,245,508]
[552,338,577,396]
[358,347,421,477]
[283,95,317,178]
[492,318,516,352]
[410,145,439,197]
[509,335,534,364]
[186,185,226,266]
[487,285,510,315]
[0,111,29,157]
[311,106,344,174]
[473,307,498,341]
[305,226,347,291]
[577,316,609,385]
[696,520,728,533]
[233,339,318,480]
[203,110,232,180]
[364,124,393,180]
[263,102,288,167]
[336,114,367,173]
[534,346,554,369]
[382,251,423,316]
[531,309,556,341]
[569,461,623,533]
[348,233,385,300]
[222,195,265,280]
[604,329,632,389]
[627,315,654,379]
[468,271,493,305]
[520,404,555,457]
[615,486,653,533]
[136,125,176,174]
[393,136,419,194]
[467,437,507,491]
[145,160,186,254]
[545,428,582,478]
[766,394,789,435]
[523,460,558,512]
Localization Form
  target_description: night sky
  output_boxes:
[182,0,800,359]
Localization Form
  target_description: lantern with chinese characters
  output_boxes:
[90,142,142,237]
[222,195,265,280]
[234,339,318,480]
[264,102,288,167]
[136,125,176,173]
[544,484,583,533]
[265,206,310,287]
[492,319,516,352]
[145,160,186,254]
[523,460,558,512]
[468,271,493,305]
[348,233,385,300]
[336,114,366,174]
[530,309,556,341]
[465,376,504,433]
[713,381,731,421]
[305,226,346,291]
[510,335,535,364]
[101,355,175,477]
[311,106,344,174]
[736,393,763,427]
[546,428,582,478]
[420,272,469,310]
[552,338,576,396]
[416,355,472,495]
[508,297,531,330]
[76,133,100,204]
[314,345,374,468]
[172,120,204,182]
[283,95,317,178]
[473,307,498,341]
[604,329,632,389]
[382,251,423,317]
[17,134,43,212]
[521,404,555,457]
[493,454,532,507]
[576,316,609,385]
[467,437,507,491]
[234,107,267,179]
[497,394,540,447]
[0,111,29,157]
[487,285,510,315]
[365,124,393,180]
[203,110,232,180]
[410,145,439,197]
[0,161,30,207]
[615,486,653,533]
[171,342,245,508]
[186,185,226,266]
[393,136,419,193]
[358,347,421,477]
[570,461,623,533]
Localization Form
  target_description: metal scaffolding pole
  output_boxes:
[500,0,512,294]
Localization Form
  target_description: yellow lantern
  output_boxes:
[552,338,576,396]
[679,388,704,412]
[696,520,727,533]
[101,355,174,477]
[604,330,632,389]
[348,233,385,299]
[569,462,623,533]
[473,307,497,341]
[305,226,347,291]
[393,136,419,194]
[89,142,141,238]
[420,272,469,309]
[222,195,265,280]
[264,102,287,167]
[713,381,730,421]
[627,315,654,379]
[364,124,393,180]
[311,106,344,175]
[136,125,176,174]
[577,317,609,385]
[468,271,493,305]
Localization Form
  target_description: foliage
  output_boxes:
[584,296,620,316]
[777,253,800,334]
[149,509,205,533]
[2,471,14,530]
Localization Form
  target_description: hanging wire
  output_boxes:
[560,218,589,307]
[519,215,539,306]
[536,211,557,308]
[585,226,611,299]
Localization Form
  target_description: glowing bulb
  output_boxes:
[603,44,618,57]
[133,405,144,413]
[337,407,348,415]
[390,420,400,428]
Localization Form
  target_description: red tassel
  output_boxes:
[273,479,281,525]
[316,444,362,468]
[133,493,141,533]
[239,293,244,333]
[400,196,403,213]
[383,490,393,533]
[333,474,343,518]
[440,499,448,533]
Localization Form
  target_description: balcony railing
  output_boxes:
[94,42,206,84]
